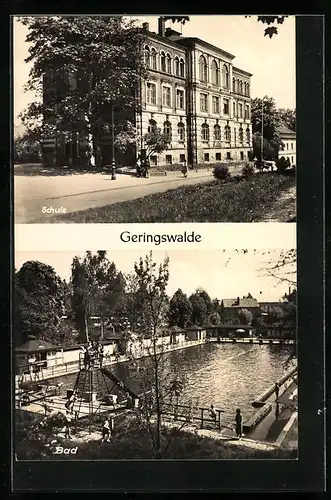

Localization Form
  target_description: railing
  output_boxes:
[160,402,224,430]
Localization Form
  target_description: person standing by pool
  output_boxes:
[64,411,72,439]
[235,409,243,440]
[275,382,280,402]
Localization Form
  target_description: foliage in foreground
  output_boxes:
[49,173,296,223]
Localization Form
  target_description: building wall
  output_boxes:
[278,137,296,165]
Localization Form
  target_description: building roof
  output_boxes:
[167,35,236,61]
[203,323,254,329]
[278,124,296,138]
[16,339,56,353]
[222,297,259,308]
[233,66,253,77]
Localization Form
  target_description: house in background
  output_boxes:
[15,339,60,374]
[220,294,260,323]
[277,124,296,166]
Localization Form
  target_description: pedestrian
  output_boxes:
[181,161,188,178]
[64,411,72,439]
[101,417,111,443]
[99,343,104,367]
[275,382,280,401]
[136,156,142,178]
[235,408,242,440]
[209,404,217,423]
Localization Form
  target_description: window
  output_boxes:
[244,82,247,95]
[204,153,210,162]
[166,53,172,74]
[199,55,207,82]
[291,156,294,163]
[240,151,244,160]
[200,93,208,112]
[166,155,172,165]
[179,58,185,77]
[226,152,231,160]
[222,64,230,88]
[291,142,294,149]
[216,152,221,161]
[146,82,156,105]
[239,80,243,94]
[245,105,250,119]
[232,77,236,93]
[201,123,209,141]
[234,128,236,144]
[246,127,250,143]
[180,154,186,163]
[148,119,157,134]
[151,48,157,70]
[214,124,221,140]
[162,86,171,107]
[150,155,157,165]
[211,60,219,85]
[212,96,219,114]
[247,83,250,96]
[174,57,180,76]
[224,125,231,141]
[239,126,243,143]
[178,122,185,142]
[163,121,172,142]
[286,143,289,150]
[238,103,243,118]
[143,45,150,67]
[233,102,236,117]
[176,89,184,109]
[223,98,229,115]
[160,51,166,72]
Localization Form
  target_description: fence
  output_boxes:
[160,401,224,430]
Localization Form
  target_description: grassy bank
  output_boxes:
[51,173,296,223]
[16,412,296,460]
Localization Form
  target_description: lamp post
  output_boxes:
[111,102,116,180]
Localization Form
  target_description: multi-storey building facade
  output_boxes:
[42,17,253,168]
[277,125,296,166]
[137,18,253,167]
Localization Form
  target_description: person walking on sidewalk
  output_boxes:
[181,161,188,178]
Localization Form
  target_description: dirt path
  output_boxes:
[257,185,296,222]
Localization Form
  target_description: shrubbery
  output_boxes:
[14,135,42,164]
[242,163,255,179]
[276,156,291,174]
[213,163,230,181]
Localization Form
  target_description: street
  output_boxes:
[14,168,215,223]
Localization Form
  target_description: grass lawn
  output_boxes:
[52,173,296,223]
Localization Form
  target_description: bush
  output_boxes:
[213,163,230,181]
[284,165,296,177]
[14,135,42,163]
[242,163,255,179]
[276,156,291,174]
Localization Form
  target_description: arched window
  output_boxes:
[232,77,236,93]
[174,57,180,76]
[239,126,244,143]
[150,48,157,70]
[163,120,172,142]
[234,128,236,144]
[160,51,166,72]
[199,55,207,82]
[148,119,157,134]
[247,83,250,96]
[211,60,219,85]
[179,58,185,77]
[143,45,150,67]
[214,124,221,140]
[166,53,172,74]
[178,122,185,142]
[244,82,247,95]
[246,127,250,143]
[222,64,230,88]
[224,125,231,141]
[239,80,243,94]
[233,101,236,117]
[201,123,209,141]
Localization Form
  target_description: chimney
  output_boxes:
[158,16,165,37]
[142,22,149,31]
[237,297,240,305]
[288,287,291,296]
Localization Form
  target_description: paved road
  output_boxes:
[14,169,215,223]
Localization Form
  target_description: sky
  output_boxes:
[15,249,296,302]
[13,15,296,128]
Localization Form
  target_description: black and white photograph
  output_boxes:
[14,15,296,224]
[14,249,297,460]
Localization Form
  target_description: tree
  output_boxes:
[246,15,289,38]
[237,309,253,325]
[19,16,147,167]
[14,132,42,164]
[189,293,208,326]
[208,312,221,326]
[70,251,126,341]
[252,133,278,161]
[143,128,169,161]
[251,97,282,143]
[168,289,192,329]
[277,108,296,131]
[14,261,67,346]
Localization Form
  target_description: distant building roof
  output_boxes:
[222,297,259,308]
[278,125,296,138]
[203,324,254,329]
[16,339,56,353]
